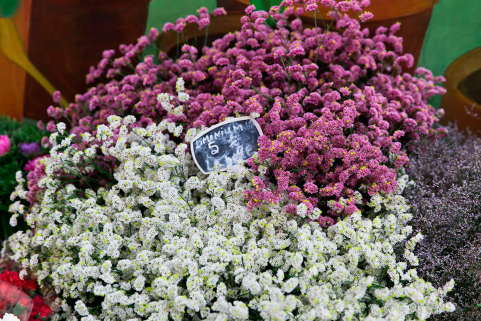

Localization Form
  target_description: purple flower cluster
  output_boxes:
[44,1,446,225]
[404,125,481,321]
[18,142,40,155]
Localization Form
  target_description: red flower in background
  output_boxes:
[30,296,44,316]
[28,299,52,321]
[0,270,37,292]
[0,270,52,321]
[38,304,51,318]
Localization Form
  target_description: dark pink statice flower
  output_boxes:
[52,90,62,104]
[24,155,44,172]
[213,7,227,16]
[25,155,49,205]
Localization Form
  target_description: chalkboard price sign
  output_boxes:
[190,117,263,174]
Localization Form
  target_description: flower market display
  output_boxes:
[0,0,466,320]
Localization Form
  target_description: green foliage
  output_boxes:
[268,0,282,8]
[249,0,282,11]
[0,116,48,241]
[250,0,269,11]
[0,0,20,18]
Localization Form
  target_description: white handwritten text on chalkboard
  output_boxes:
[190,117,263,174]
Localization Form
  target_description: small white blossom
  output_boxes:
[56,122,66,134]
[178,92,189,103]
[1,313,21,321]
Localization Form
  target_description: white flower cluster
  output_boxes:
[6,116,454,321]
[0,314,21,321]
[157,78,189,116]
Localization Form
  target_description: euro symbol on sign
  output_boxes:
[209,141,219,155]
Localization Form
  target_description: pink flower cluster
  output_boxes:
[0,135,11,157]
[25,156,49,205]
[41,2,446,225]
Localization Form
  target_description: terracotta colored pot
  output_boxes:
[439,47,481,133]
[0,0,31,121]
[235,0,437,73]
[217,0,247,13]
[158,13,244,59]
[23,0,151,121]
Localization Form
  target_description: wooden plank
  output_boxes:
[23,0,150,121]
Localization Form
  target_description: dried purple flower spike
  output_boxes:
[405,125,481,320]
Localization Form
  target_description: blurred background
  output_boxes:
[0,0,480,123]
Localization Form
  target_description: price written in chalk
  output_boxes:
[190,117,263,174]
